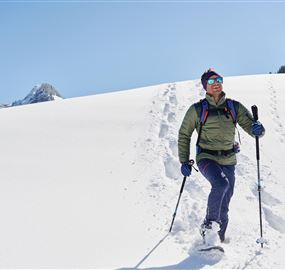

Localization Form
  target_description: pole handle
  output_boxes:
[251,105,259,121]
[189,159,198,172]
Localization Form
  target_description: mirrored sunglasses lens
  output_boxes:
[216,77,223,83]
[207,79,215,85]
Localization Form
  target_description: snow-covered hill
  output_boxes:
[0,74,284,268]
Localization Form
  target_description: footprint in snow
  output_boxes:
[159,121,169,138]
[168,138,178,157]
[163,103,170,115]
[163,155,180,180]
[163,89,169,96]
[167,112,176,123]
[169,95,178,105]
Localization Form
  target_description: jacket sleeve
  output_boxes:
[236,101,259,137]
[178,104,198,163]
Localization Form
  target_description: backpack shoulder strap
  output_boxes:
[226,98,242,143]
[194,98,209,125]
[226,98,238,125]
[194,98,209,147]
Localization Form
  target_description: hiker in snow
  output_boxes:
[178,68,265,243]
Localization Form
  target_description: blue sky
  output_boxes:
[0,1,284,103]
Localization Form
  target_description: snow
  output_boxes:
[0,74,285,268]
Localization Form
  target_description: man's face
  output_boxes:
[206,75,223,96]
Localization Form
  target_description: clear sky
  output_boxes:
[0,1,284,104]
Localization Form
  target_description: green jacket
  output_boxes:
[178,92,256,165]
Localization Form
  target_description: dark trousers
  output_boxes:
[197,159,235,238]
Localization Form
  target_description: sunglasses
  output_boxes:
[207,77,223,85]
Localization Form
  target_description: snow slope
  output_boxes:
[0,74,284,268]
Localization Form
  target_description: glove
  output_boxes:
[252,121,265,137]
[181,162,192,177]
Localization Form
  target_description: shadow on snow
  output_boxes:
[117,233,223,270]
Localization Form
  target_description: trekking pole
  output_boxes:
[169,159,198,233]
[251,105,266,248]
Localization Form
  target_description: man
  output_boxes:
[178,68,265,244]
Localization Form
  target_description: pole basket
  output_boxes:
[256,237,268,245]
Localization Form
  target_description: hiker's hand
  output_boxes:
[181,162,192,177]
[252,121,265,138]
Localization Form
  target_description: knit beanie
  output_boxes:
[201,69,221,90]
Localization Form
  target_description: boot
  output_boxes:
[200,220,220,246]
